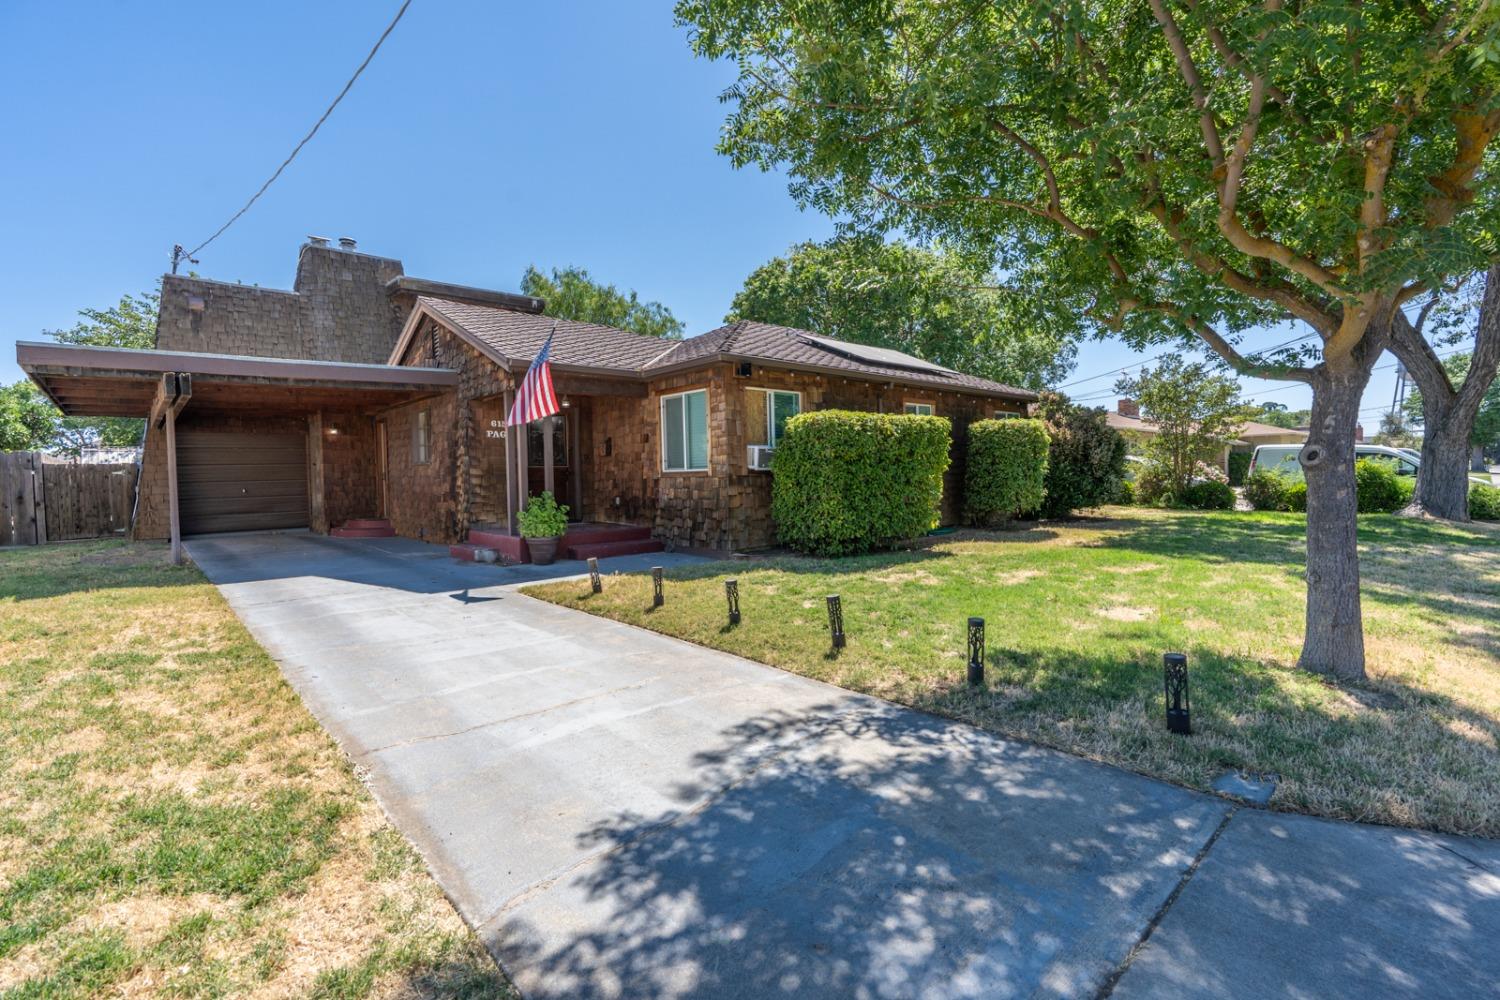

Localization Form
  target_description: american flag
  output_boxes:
[507,325,560,426]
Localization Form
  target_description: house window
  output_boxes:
[527,417,568,467]
[992,410,1020,419]
[904,402,934,416]
[662,389,709,472]
[413,408,431,465]
[748,388,801,447]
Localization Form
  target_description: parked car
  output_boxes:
[1249,444,1491,483]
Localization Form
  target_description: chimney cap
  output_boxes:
[338,236,358,251]
[307,235,330,247]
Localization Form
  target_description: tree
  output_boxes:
[1033,392,1129,518]
[1391,264,1500,508]
[40,290,160,455]
[521,266,684,339]
[1117,355,1252,499]
[729,238,1078,390]
[1375,409,1421,449]
[0,380,56,452]
[1252,403,1310,429]
[1404,350,1500,460]
[679,0,1500,680]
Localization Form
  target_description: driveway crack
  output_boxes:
[1094,805,1239,999]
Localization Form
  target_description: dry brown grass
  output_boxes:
[0,541,512,999]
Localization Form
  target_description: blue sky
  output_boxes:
[0,0,1407,425]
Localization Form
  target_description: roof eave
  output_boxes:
[643,352,1038,401]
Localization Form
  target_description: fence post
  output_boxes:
[30,452,46,544]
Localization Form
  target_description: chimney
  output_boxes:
[338,236,358,251]
[307,235,330,248]
[1117,398,1140,418]
[1355,423,1365,443]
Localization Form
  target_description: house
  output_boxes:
[1107,398,1308,470]
[18,238,1036,561]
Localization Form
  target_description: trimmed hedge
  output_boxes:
[964,419,1049,525]
[1184,480,1235,510]
[771,409,952,555]
[1033,392,1127,517]
[1470,483,1500,520]
[1243,470,1290,511]
[1355,460,1406,513]
[1286,480,1308,511]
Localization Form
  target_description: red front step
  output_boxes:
[566,538,665,561]
[331,518,395,538]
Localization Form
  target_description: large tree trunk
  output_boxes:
[1389,263,1500,520]
[1298,361,1375,681]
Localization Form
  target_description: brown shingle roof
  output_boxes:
[651,320,1037,400]
[414,299,1037,400]
[418,297,674,370]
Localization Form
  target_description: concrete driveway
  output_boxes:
[188,532,1500,1000]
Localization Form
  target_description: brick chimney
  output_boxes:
[1355,423,1365,443]
[1117,398,1140,419]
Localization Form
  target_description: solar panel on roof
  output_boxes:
[799,332,958,376]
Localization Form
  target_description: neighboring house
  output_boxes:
[19,238,1035,560]
[1106,398,1309,471]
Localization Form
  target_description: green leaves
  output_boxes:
[520,266,684,339]
[965,419,1050,524]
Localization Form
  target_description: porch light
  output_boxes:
[561,396,572,408]
[967,617,985,687]
[1164,652,1191,734]
[725,579,741,626]
[652,566,664,608]
[827,594,845,649]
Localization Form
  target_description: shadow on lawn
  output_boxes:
[486,698,1499,1000]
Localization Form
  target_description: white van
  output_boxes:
[1248,444,1491,484]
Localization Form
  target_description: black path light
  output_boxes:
[967,617,985,687]
[725,578,741,625]
[827,594,846,649]
[1164,652,1191,735]
[651,566,664,608]
[587,557,602,594]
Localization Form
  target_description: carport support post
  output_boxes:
[152,372,190,565]
[503,389,517,534]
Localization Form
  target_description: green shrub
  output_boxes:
[1227,451,1251,487]
[1354,460,1405,513]
[1184,480,1236,510]
[772,409,951,555]
[1113,478,1136,505]
[1033,392,1127,518]
[1470,483,1500,520]
[1395,476,1416,506]
[1285,480,1308,512]
[517,492,569,537]
[1243,470,1290,511]
[964,418,1049,525]
[1133,460,1176,507]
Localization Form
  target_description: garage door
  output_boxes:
[177,430,309,534]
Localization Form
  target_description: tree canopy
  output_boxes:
[728,238,1077,390]
[521,265,684,339]
[1118,353,1253,498]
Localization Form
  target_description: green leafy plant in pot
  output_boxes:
[518,491,569,565]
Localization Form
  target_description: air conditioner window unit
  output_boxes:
[747,444,775,471]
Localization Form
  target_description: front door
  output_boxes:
[526,415,572,515]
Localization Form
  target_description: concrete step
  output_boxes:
[466,529,528,563]
[566,538,665,561]
[562,524,654,546]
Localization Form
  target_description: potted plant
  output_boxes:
[518,491,569,564]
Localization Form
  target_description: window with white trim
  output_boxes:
[903,402,934,416]
[992,410,1020,419]
[749,388,801,447]
[661,389,709,471]
[413,408,431,464]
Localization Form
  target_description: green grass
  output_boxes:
[525,508,1500,837]
[0,541,514,999]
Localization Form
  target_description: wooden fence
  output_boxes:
[0,452,138,545]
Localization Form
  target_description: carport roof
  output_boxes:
[17,341,458,417]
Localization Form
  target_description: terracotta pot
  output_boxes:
[525,536,560,565]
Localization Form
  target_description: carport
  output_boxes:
[18,341,457,561]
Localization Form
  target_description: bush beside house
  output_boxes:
[1470,483,1500,520]
[1033,392,1127,517]
[772,410,951,555]
[965,419,1049,525]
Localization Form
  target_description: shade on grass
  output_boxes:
[525,508,1500,837]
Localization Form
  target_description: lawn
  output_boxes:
[0,541,513,999]
[526,507,1500,838]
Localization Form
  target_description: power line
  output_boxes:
[174,0,413,271]
[1059,329,1319,395]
